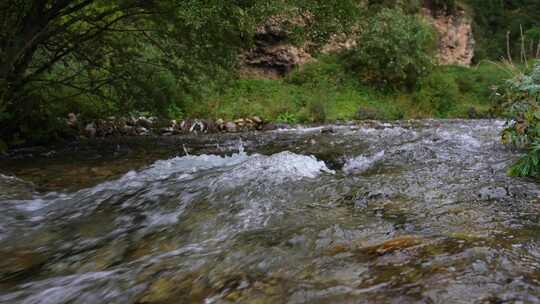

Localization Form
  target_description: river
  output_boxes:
[0,119,539,303]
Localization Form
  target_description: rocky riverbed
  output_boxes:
[65,113,288,139]
[0,119,539,303]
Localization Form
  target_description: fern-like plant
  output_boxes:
[500,61,540,178]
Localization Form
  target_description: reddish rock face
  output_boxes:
[243,44,312,75]
[241,14,313,76]
[422,8,475,66]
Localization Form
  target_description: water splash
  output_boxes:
[343,151,385,174]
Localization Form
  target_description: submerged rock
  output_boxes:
[359,236,423,256]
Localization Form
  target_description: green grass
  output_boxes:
[185,56,511,123]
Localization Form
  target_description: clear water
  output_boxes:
[0,120,539,304]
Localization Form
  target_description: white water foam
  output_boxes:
[274,125,351,133]
[230,151,334,180]
[343,151,385,174]
[83,145,251,195]
[111,147,332,189]
[0,145,334,240]
[436,129,481,149]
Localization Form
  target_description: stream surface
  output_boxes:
[1,119,540,304]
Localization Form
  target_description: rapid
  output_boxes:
[0,119,539,303]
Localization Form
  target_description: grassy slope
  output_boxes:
[186,56,511,123]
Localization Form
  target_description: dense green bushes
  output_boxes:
[343,8,436,89]
[414,71,460,117]
[189,56,508,123]
[500,61,540,179]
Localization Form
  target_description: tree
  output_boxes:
[343,8,436,89]
[0,0,360,144]
[465,0,540,61]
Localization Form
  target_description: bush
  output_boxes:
[343,8,436,89]
[276,112,299,124]
[414,71,460,116]
[500,61,540,179]
[286,56,348,88]
[306,99,327,123]
[166,104,184,120]
[439,63,510,103]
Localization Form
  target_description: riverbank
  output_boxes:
[0,57,512,153]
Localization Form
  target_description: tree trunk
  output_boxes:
[0,11,47,108]
[0,44,38,108]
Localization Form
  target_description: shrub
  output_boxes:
[343,8,436,89]
[276,112,299,124]
[306,99,327,123]
[286,56,347,87]
[439,63,510,104]
[414,71,460,116]
[500,61,540,178]
[166,104,184,120]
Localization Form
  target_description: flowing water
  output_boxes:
[0,119,540,304]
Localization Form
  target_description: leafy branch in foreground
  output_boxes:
[499,61,540,178]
